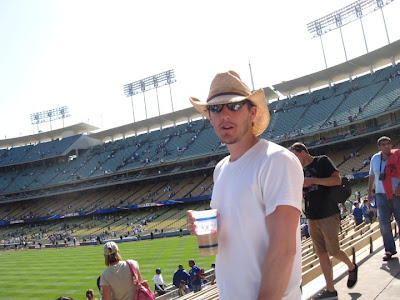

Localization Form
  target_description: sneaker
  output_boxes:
[347,263,358,288]
[382,250,397,261]
[311,289,338,300]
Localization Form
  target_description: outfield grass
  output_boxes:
[0,235,216,300]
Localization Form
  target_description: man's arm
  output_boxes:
[368,174,375,199]
[257,205,300,300]
[304,170,341,187]
[191,270,198,285]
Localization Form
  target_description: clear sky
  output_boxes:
[1,0,399,139]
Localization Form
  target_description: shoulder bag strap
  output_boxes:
[126,260,140,286]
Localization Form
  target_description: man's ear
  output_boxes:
[250,105,257,121]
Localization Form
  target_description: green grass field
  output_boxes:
[0,236,216,300]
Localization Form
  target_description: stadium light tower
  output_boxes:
[124,84,137,123]
[123,69,176,122]
[30,106,70,132]
[307,0,395,68]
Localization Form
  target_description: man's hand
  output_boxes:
[304,171,341,187]
[303,177,314,187]
[395,185,400,196]
[186,210,197,235]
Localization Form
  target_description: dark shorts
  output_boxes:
[309,213,341,256]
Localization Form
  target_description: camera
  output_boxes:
[379,173,386,181]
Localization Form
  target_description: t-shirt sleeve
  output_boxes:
[369,154,377,175]
[100,272,109,287]
[262,149,304,216]
[322,156,338,177]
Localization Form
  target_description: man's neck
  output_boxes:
[381,151,391,160]
[303,155,315,167]
[227,136,259,162]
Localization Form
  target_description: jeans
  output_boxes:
[376,193,400,253]
[193,284,202,293]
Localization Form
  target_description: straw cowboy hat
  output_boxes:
[189,70,270,136]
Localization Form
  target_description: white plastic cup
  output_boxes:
[192,209,218,255]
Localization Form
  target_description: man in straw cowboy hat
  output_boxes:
[187,71,304,299]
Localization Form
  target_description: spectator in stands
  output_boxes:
[303,222,310,239]
[355,190,361,202]
[362,198,374,224]
[153,268,166,295]
[179,280,189,296]
[86,289,98,300]
[172,264,190,289]
[188,259,202,293]
[368,136,400,261]
[344,198,353,215]
[353,202,363,225]
[100,241,142,299]
[290,142,358,299]
[210,263,216,285]
[187,71,303,299]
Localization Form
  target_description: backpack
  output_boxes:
[126,260,155,300]
[329,176,352,204]
[198,268,205,280]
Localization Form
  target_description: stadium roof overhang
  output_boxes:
[0,123,99,149]
[89,107,204,142]
[273,39,400,97]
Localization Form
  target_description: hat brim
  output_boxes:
[190,88,270,136]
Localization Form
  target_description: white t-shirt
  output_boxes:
[153,274,165,288]
[211,139,303,300]
[369,151,400,194]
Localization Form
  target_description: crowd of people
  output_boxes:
[72,242,216,300]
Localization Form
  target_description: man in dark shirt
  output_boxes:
[290,142,358,300]
[173,264,190,289]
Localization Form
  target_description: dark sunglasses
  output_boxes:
[206,100,251,113]
[289,145,306,152]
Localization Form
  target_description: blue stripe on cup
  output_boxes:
[196,216,217,221]
[199,244,218,249]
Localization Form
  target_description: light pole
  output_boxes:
[123,70,176,121]
[307,0,395,68]
[30,106,70,133]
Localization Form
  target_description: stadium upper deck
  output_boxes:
[0,40,400,202]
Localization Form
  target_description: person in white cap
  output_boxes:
[100,241,142,300]
[187,71,303,300]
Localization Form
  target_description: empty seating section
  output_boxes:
[361,77,400,119]
[372,63,400,83]
[292,93,313,106]
[267,106,306,138]
[330,82,385,126]
[0,146,28,167]
[179,125,221,158]
[297,95,344,134]
[0,135,81,168]
[310,85,335,100]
